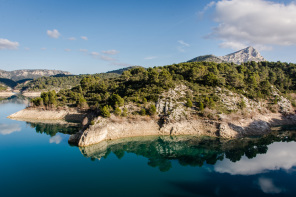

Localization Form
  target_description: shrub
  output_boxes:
[114,107,122,116]
[149,104,157,115]
[101,106,110,118]
[140,108,146,116]
[185,98,193,108]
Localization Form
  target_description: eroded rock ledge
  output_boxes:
[68,113,296,147]
[8,108,86,122]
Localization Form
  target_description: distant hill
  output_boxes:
[0,69,71,81]
[106,66,142,74]
[187,55,224,63]
[188,46,266,64]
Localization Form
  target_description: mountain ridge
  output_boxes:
[188,46,266,64]
[0,69,71,81]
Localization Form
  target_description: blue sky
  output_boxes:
[1,0,296,74]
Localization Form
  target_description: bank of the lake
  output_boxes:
[2,97,296,197]
[8,107,296,147]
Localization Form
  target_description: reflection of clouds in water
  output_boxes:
[49,135,62,144]
[258,177,283,194]
[215,142,296,175]
[0,123,21,135]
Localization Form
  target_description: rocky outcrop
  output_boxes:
[69,116,160,146]
[219,46,265,64]
[188,46,266,65]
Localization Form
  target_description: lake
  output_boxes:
[1,96,296,197]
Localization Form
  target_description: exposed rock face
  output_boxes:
[219,46,266,64]
[69,116,160,146]
[188,46,266,65]
[0,69,71,81]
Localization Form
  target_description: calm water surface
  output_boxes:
[1,96,296,197]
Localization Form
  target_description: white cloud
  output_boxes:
[0,124,21,135]
[258,177,283,194]
[81,36,88,40]
[101,49,119,55]
[219,41,247,50]
[68,37,76,40]
[47,29,60,39]
[208,0,296,50]
[90,51,100,56]
[41,47,47,50]
[0,38,19,50]
[178,40,190,47]
[144,56,157,60]
[64,48,71,52]
[214,142,296,175]
[49,135,62,144]
[90,51,116,61]
[79,49,88,52]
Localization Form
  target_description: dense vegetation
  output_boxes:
[21,73,120,91]
[31,61,296,117]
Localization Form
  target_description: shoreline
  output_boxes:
[8,108,87,123]
[8,108,296,147]
[0,92,16,97]
[70,112,296,147]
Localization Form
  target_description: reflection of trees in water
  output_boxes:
[27,122,80,137]
[80,130,296,172]
[0,95,30,105]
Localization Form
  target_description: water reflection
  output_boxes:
[0,95,30,105]
[80,130,296,172]
[0,123,21,135]
[26,122,80,137]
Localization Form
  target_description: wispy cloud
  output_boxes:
[68,37,76,41]
[178,40,190,47]
[81,36,88,40]
[90,51,116,61]
[144,56,157,60]
[64,48,71,52]
[47,29,60,39]
[101,49,119,55]
[79,49,88,52]
[198,1,216,17]
[41,47,47,50]
[24,47,30,51]
[177,40,190,52]
[0,38,19,50]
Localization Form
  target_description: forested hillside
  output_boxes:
[21,73,120,91]
[31,61,296,119]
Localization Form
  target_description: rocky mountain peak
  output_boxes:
[219,46,265,64]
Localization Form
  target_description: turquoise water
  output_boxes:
[1,97,296,197]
